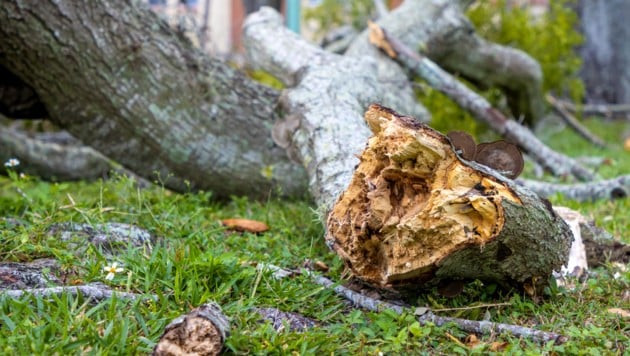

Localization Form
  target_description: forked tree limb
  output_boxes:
[546,95,606,148]
[367,22,595,181]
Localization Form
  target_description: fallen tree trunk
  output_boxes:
[326,105,572,293]
[1,0,559,201]
[0,0,307,200]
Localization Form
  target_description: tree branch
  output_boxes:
[266,264,568,345]
[0,126,113,180]
[367,22,594,181]
[2,283,156,302]
[0,0,307,200]
[518,176,629,201]
[546,95,606,148]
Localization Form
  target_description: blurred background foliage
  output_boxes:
[303,0,585,138]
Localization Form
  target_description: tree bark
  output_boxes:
[577,0,630,104]
[0,0,306,200]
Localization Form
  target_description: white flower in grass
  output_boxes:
[4,158,20,168]
[103,262,124,280]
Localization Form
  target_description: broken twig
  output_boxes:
[518,175,629,201]
[546,95,606,148]
[1,283,156,302]
[557,99,630,119]
[306,270,567,345]
[153,302,229,356]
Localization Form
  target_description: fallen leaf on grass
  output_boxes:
[489,341,509,352]
[414,307,430,316]
[607,308,630,319]
[465,334,480,347]
[221,218,269,233]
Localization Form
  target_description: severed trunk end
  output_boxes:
[326,104,572,295]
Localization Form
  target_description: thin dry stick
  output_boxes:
[546,94,606,148]
[301,269,567,345]
[558,99,630,119]
[432,302,512,312]
[518,175,630,201]
[367,22,594,181]
[1,284,156,302]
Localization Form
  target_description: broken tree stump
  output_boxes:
[325,104,573,293]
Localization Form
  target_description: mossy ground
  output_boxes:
[0,116,628,354]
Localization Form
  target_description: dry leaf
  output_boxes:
[624,136,630,151]
[607,308,630,319]
[221,218,269,233]
[313,260,329,272]
[465,334,480,347]
[489,341,509,352]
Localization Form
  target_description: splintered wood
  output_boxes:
[326,104,572,292]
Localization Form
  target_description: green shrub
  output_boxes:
[467,0,584,100]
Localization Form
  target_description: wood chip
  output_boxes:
[607,308,630,319]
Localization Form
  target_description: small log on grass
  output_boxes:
[326,105,573,293]
[153,302,229,356]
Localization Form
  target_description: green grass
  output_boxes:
[1,118,629,354]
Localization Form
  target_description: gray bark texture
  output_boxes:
[0,0,307,200]
[578,0,630,104]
